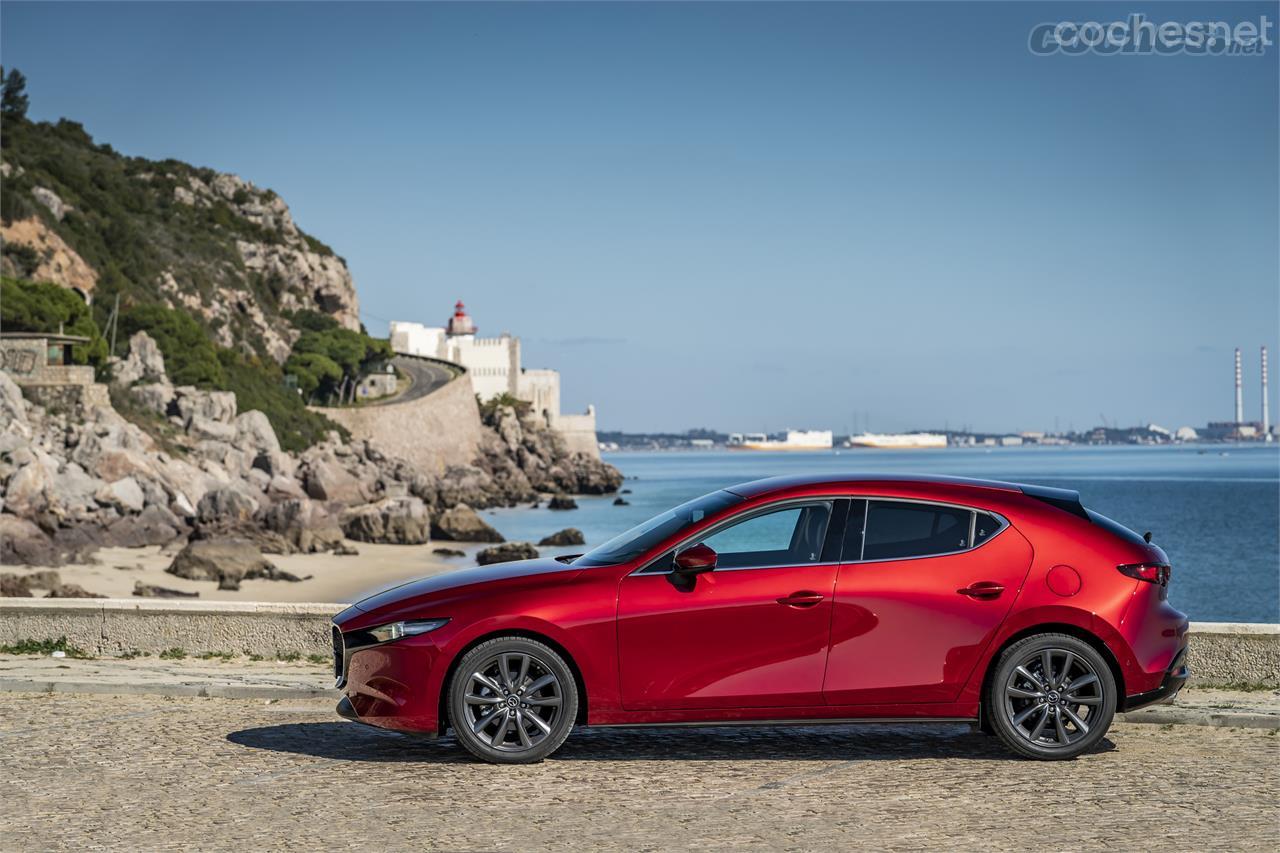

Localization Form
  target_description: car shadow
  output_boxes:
[226,721,1117,763]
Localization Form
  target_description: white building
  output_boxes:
[390,302,599,457]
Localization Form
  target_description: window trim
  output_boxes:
[853,496,1010,564]
[634,497,842,575]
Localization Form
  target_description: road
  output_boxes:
[2,692,1276,851]
[363,356,456,406]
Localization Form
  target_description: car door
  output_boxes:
[822,499,1034,706]
[617,499,845,710]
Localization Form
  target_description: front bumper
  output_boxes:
[1122,647,1190,712]
[331,621,444,734]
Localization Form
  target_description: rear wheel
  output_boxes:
[986,633,1116,760]
[448,636,578,764]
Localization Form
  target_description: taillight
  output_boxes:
[1118,562,1171,585]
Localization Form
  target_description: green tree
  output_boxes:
[1,68,29,120]
[284,351,342,403]
[0,277,108,366]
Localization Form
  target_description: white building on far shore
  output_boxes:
[390,302,599,457]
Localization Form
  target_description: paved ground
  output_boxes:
[1,692,1276,851]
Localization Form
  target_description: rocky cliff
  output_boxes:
[0,117,358,364]
[0,332,620,570]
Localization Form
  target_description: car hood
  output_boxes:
[348,557,583,615]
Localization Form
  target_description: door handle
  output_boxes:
[777,591,825,608]
[957,581,1005,599]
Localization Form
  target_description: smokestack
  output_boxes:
[1264,346,1271,440]
[1234,347,1243,424]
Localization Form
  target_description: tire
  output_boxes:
[986,633,1116,760]
[448,636,579,764]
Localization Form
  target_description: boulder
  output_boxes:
[99,477,146,513]
[4,460,53,517]
[431,504,504,543]
[548,495,578,511]
[0,574,33,597]
[304,458,366,504]
[0,371,28,432]
[196,487,258,527]
[235,410,281,454]
[165,537,288,590]
[187,415,237,443]
[174,387,237,426]
[127,381,175,416]
[22,569,62,590]
[538,528,585,547]
[433,547,465,557]
[476,542,539,566]
[341,497,431,545]
[103,505,183,548]
[613,497,630,506]
[0,515,58,565]
[133,580,199,598]
[113,331,168,386]
[46,583,105,599]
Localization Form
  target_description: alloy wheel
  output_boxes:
[1002,647,1104,750]
[462,651,564,752]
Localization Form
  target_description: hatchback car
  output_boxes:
[332,475,1188,762]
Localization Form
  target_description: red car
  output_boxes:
[332,475,1189,762]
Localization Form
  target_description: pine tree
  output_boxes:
[2,68,30,120]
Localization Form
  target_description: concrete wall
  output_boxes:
[1,601,1276,686]
[0,599,343,659]
[317,370,485,476]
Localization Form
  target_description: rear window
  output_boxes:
[863,501,972,560]
[1085,509,1148,547]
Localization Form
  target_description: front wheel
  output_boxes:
[986,633,1116,760]
[448,636,578,764]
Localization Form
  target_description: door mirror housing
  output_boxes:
[674,543,717,574]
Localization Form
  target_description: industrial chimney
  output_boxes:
[1234,347,1244,424]
[1264,346,1271,441]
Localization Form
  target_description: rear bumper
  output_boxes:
[1122,647,1189,712]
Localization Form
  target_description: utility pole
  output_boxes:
[107,294,120,358]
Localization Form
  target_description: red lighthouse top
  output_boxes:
[446,300,476,336]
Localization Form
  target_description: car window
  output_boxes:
[863,501,972,560]
[974,512,1003,544]
[694,501,834,570]
[572,490,743,567]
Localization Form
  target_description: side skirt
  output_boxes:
[591,717,976,730]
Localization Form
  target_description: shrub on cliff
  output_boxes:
[0,276,108,366]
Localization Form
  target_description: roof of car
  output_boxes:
[725,473,1021,497]
[725,474,1089,519]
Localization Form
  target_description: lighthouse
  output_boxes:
[446,300,477,338]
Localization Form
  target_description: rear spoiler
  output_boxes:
[1019,484,1090,520]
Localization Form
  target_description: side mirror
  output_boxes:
[673,543,717,574]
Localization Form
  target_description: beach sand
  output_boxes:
[10,540,493,604]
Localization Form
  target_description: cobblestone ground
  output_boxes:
[2,693,1276,851]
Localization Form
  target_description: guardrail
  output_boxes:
[0,600,1276,686]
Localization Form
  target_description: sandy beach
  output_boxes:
[9,540,494,604]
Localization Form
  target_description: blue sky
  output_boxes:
[3,1,1277,433]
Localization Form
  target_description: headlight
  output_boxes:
[367,618,450,644]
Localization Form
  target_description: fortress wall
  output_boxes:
[315,372,484,475]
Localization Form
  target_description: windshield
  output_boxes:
[572,490,743,567]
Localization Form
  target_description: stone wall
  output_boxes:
[315,371,485,476]
[1,601,1276,687]
[556,405,601,459]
